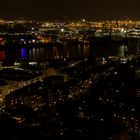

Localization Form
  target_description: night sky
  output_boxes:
[1,0,140,20]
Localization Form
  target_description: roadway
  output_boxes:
[49,67,115,107]
[67,67,114,100]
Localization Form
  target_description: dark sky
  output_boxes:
[0,0,140,20]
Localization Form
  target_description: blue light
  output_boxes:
[21,48,27,59]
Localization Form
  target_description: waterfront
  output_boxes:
[0,20,140,139]
[0,41,140,63]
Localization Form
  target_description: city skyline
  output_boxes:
[1,0,140,20]
[0,7,140,139]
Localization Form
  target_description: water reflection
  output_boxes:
[0,51,5,61]
[118,45,125,57]
[1,43,140,62]
[23,44,91,61]
[84,45,89,58]
[21,48,27,59]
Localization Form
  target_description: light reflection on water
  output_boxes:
[0,43,140,61]
[20,44,91,61]
[21,48,27,59]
